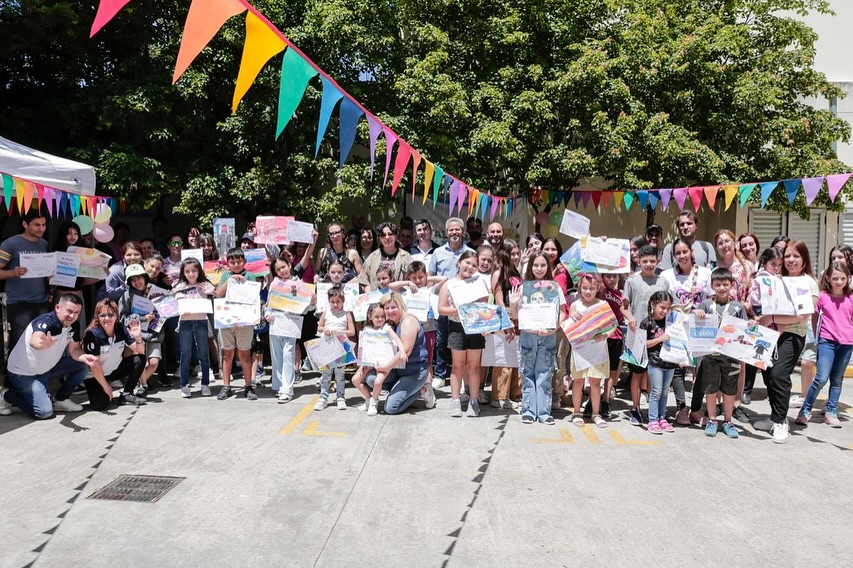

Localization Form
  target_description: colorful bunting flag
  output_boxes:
[232,12,286,113]
[90,0,133,37]
[390,141,412,197]
[759,181,778,207]
[648,191,659,211]
[173,0,246,83]
[703,186,718,211]
[276,48,318,138]
[782,179,800,205]
[801,177,824,205]
[366,116,382,180]
[612,191,623,210]
[338,97,363,168]
[636,190,648,210]
[410,150,422,200]
[722,185,738,210]
[826,173,852,203]
[739,184,756,207]
[381,127,397,188]
[423,160,434,205]
[658,189,672,210]
[673,188,688,210]
[688,187,703,211]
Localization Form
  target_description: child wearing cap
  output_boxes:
[117,263,164,396]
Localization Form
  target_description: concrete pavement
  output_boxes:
[3,372,853,568]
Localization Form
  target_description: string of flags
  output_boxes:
[0,171,127,218]
[88,0,851,220]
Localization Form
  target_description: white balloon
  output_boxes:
[94,203,112,224]
[93,223,114,243]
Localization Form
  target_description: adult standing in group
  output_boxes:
[0,210,51,352]
[359,222,412,290]
[486,222,504,250]
[368,292,432,414]
[357,227,378,263]
[428,217,473,388]
[466,217,484,249]
[99,241,144,302]
[737,232,761,271]
[314,221,362,283]
[657,211,716,270]
[409,219,438,266]
[542,237,572,409]
[0,294,104,419]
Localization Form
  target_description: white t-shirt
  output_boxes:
[7,311,80,376]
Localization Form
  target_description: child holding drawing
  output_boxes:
[352,304,407,416]
[314,286,356,411]
[600,273,624,419]
[117,263,163,396]
[172,258,216,398]
[567,273,610,428]
[641,291,678,435]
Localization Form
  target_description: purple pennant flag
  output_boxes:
[580,191,592,208]
[759,181,778,207]
[43,186,53,217]
[801,176,824,205]
[314,77,344,158]
[338,97,364,168]
[673,188,688,210]
[448,180,459,214]
[490,196,500,220]
[636,190,648,210]
[827,173,853,202]
[782,179,800,205]
[572,192,582,207]
[658,189,672,210]
[381,127,398,189]
[648,191,659,211]
[367,116,382,180]
[457,182,468,213]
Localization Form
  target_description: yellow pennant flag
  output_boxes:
[613,191,624,210]
[722,184,739,210]
[232,12,286,113]
[423,161,435,204]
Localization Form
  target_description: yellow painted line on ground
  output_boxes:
[581,425,601,444]
[532,428,574,444]
[280,395,319,435]
[609,430,661,446]
[303,420,347,437]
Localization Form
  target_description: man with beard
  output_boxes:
[408,219,439,266]
[466,216,484,248]
[657,211,716,270]
[486,222,504,249]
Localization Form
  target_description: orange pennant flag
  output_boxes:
[703,186,719,211]
[722,184,739,210]
[601,191,612,209]
[232,12,287,113]
[422,161,434,204]
[173,0,247,83]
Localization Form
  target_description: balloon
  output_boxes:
[535,211,549,226]
[549,211,563,226]
[94,202,112,224]
[72,214,94,235]
[541,224,559,239]
[93,223,114,243]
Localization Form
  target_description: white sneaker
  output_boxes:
[477,391,490,405]
[422,384,436,409]
[0,389,13,416]
[431,377,444,390]
[201,385,212,397]
[789,395,804,409]
[771,421,789,444]
[449,398,462,418]
[502,399,516,410]
[359,398,370,411]
[109,379,123,389]
[467,399,480,417]
[53,398,83,412]
[367,398,379,416]
[278,392,292,404]
[314,398,328,411]
[336,398,347,410]
[181,385,192,398]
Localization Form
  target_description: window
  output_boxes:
[748,208,825,274]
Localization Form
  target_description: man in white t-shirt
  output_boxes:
[0,295,102,419]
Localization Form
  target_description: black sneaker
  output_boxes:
[245,387,258,401]
[600,400,612,419]
[521,415,535,424]
[217,386,232,400]
[293,370,303,384]
[731,406,750,424]
[158,375,173,388]
[118,392,147,406]
[543,416,555,425]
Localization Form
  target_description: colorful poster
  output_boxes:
[343,282,360,312]
[304,336,356,371]
[67,246,111,280]
[255,216,293,244]
[267,278,315,314]
[457,302,513,335]
[716,314,779,370]
[49,252,81,288]
[152,294,180,319]
[204,260,226,286]
[620,327,648,368]
[756,275,797,316]
[213,218,236,256]
[242,248,270,278]
[688,313,719,356]
[213,298,260,329]
[561,302,617,345]
[660,311,691,366]
[357,329,403,368]
[354,290,383,322]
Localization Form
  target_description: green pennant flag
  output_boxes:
[276,48,318,139]
[432,165,444,209]
[623,191,635,211]
[739,184,757,207]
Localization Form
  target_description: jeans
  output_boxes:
[5,356,88,419]
[269,334,296,395]
[648,365,675,423]
[519,332,556,422]
[433,315,449,379]
[320,367,345,400]
[803,338,853,415]
[179,320,210,387]
[384,366,429,415]
[762,332,805,424]
[672,366,687,407]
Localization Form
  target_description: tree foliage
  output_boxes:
[0,0,849,225]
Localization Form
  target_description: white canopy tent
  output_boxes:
[0,135,96,196]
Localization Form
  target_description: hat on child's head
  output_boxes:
[240,232,255,244]
[125,263,149,283]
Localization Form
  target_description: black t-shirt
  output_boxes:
[640,317,678,369]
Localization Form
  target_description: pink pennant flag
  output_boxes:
[801,176,824,205]
[35,184,44,211]
[827,173,852,203]
[43,186,53,217]
[367,117,382,180]
[410,150,422,200]
[490,196,500,220]
[673,188,688,210]
[457,182,468,213]
[658,188,672,210]
[688,187,703,211]
[381,127,398,188]
[90,0,133,37]
[390,141,412,197]
[448,180,459,214]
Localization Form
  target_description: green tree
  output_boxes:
[0,0,848,226]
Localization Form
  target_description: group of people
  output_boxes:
[1,209,850,446]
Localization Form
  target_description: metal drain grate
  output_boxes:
[88,474,185,503]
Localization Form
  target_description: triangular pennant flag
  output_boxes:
[457,182,469,214]
[601,191,611,209]
[507,197,513,218]
[390,141,412,197]
[410,150,422,200]
[35,184,44,211]
[480,194,489,220]
[673,188,688,210]
[636,190,648,210]
[448,180,459,214]
[801,176,824,206]
[572,192,582,207]
[43,186,53,217]
[826,173,852,203]
[658,188,672,210]
[423,161,434,205]
[490,196,500,220]
[580,191,592,208]
[173,0,246,83]
[703,186,719,211]
[782,179,800,205]
[613,191,624,210]
[90,0,133,37]
[722,184,739,210]
[739,183,757,207]
[591,191,602,209]
[81,195,89,216]
[276,48,318,138]
[688,187,703,211]
[468,188,479,217]
[314,77,345,157]
[109,196,118,218]
[381,127,398,188]
[648,191,659,211]
[623,191,635,211]
[366,116,382,180]
[338,97,364,168]
[13,178,25,213]
[2,174,13,210]
[59,192,69,217]
[432,166,443,209]
[759,181,778,207]
[232,12,286,113]
[70,194,81,216]
[443,176,452,205]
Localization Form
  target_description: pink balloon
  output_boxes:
[93,223,114,243]
[535,211,549,226]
